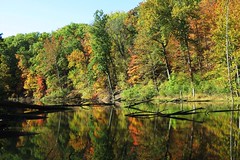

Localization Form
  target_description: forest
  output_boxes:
[0,0,239,103]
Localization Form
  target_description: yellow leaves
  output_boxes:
[68,111,91,151]
[82,33,92,56]
[93,76,108,97]
[24,73,37,91]
[138,0,164,33]
[67,50,85,68]
[15,54,29,79]
[67,49,91,96]
[69,137,87,151]
[16,53,43,95]
[232,50,240,61]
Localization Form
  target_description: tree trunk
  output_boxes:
[185,42,194,84]
[106,70,114,102]
[164,119,172,160]
[162,43,171,80]
[108,108,114,129]
[236,65,239,97]
[184,37,195,98]
[151,66,159,92]
[230,104,234,160]
[188,105,195,160]
[225,0,234,103]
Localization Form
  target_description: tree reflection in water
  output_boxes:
[1,102,240,159]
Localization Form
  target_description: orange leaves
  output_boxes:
[17,52,46,97]
[127,54,142,84]
[36,75,46,98]
[128,117,142,146]
[23,73,46,98]
[43,36,60,69]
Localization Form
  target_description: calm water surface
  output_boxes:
[1,102,240,160]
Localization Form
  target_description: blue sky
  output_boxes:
[1,0,142,37]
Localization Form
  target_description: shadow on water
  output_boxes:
[0,101,72,139]
[124,102,240,160]
[2,100,240,159]
[0,100,114,139]
[125,106,205,123]
[125,102,240,123]
[1,100,240,139]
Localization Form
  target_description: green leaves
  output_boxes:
[0,54,11,97]
[89,10,111,73]
[0,0,240,100]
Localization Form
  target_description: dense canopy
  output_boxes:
[0,0,239,101]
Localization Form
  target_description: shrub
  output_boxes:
[121,80,157,103]
[196,78,229,94]
[159,72,229,96]
[159,73,191,96]
[41,88,69,103]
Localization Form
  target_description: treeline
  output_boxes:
[0,0,239,102]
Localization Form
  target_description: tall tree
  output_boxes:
[89,10,115,101]
[210,0,240,96]
[106,12,131,90]
[2,33,40,97]
[129,0,175,91]
[106,12,128,58]
[172,0,201,97]
[137,0,174,80]
[43,36,63,92]
[67,26,92,98]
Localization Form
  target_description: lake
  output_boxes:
[1,102,240,160]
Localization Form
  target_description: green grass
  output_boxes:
[154,93,239,103]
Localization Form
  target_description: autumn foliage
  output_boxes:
[0,0,239,100]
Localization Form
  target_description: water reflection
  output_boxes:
[1,102,240,159]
